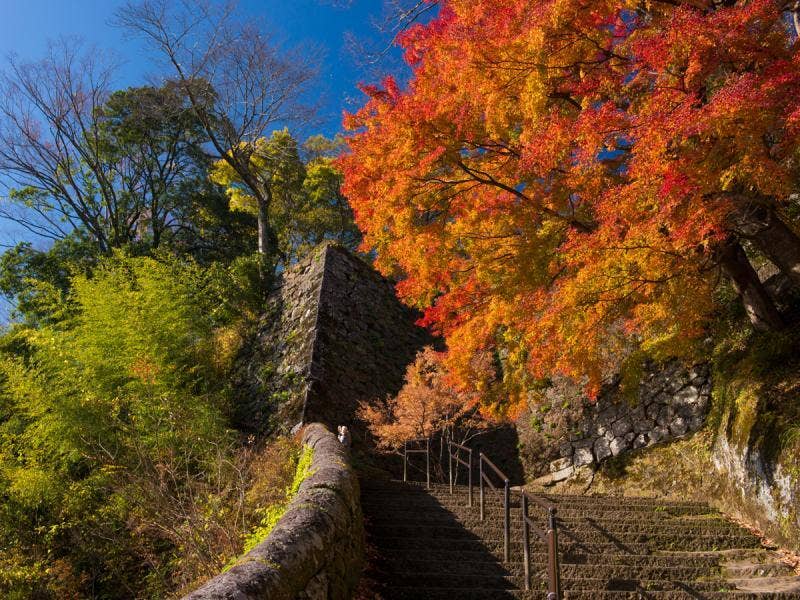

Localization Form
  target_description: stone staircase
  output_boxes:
[361,480,800,599]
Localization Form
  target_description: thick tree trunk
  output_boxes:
[717,238,785,332]
[729,203,800,288]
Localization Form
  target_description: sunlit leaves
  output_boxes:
[342,0,800,408]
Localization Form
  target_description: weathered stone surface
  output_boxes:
[543,359,712,483]
[550,465,575,482]
[593,437,612,462]
[574,446,594,466]
[611,417,632,437]
[550,457,571,472]
[610,436,629,456]
[232,243,431,434]
[183,424,364,600]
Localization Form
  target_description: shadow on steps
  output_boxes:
[359,479,519,599]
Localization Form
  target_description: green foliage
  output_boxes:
[210,130,360,265]
[0,236,96,326]
[230,443,314,565]
[0,252,256,598]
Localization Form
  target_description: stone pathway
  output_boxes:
[361,480,800,599]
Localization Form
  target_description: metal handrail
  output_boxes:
[447,441,473,507]
[478,452,511,562]
[403,437,430,489]
[521,491,562,599]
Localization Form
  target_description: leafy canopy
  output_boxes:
[341,0,800,406]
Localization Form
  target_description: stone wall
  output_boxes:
[301,244,433,432]
[183,423,364,600]
[711,383,800,552]
[231,243,431,434]
[535,360,712,483]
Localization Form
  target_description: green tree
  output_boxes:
[210,130,360,264]
[0,42,209,254]
[0,253,248,597]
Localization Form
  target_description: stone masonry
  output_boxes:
[547,360,712,482]
[231,243,431,434]
[183,423,363,600]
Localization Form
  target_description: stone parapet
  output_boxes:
[183,423,364,600]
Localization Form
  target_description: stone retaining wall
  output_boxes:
[539,360,712,482]
[183,423,364,600]
[231,243,431,435]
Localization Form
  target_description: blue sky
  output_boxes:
[0,0,399,140]
[0,0,409,322]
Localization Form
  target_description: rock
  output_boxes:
[657,405,673,427]
[633,433,648,449]
[612,417,633,437]
[574,447,595,466]
[558,442,573,458]
[550,465,575,482]
[670,417,688,437]
[550,457,571,472]
[594,438,612,462]
[646,402,661,421]
[634,417,654,434]
[610,436,629,456]
[673,385,700,405]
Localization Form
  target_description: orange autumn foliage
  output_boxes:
[359,347,490,449]
[342,0,800,407]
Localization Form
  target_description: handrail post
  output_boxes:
[479,454,484,522]
[448,443,453,494]
[467,449,473,508]
[426,437,431,490]
[403,441,407,482]
[522,494,531,591]
[503,479,510,562]
[547,507,562,600]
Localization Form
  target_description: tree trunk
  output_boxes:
[729,203,800,288]
[717,238,785,332]
[257,197,270,257]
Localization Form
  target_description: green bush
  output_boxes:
[0,253,263,598]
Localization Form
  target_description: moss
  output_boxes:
[617,350,648,407]
[224,444,316,570]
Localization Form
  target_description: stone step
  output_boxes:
[364,486,711,507]
[370,535,761,555]
[375,548,776,568]
[365,515,744,536]
[382,558,728,581]
[362,496,718,516]
[367,525,761,550]
[360,482,796,598]
[363,483,710,508]
[381,587,799,599]
[385,571,777,592]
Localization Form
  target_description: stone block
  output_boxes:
[612,417,633,437]
[550,465,575,482]
[670,417,688,437]
[594,438,612,462]
[673,385,700,405]
[574,446,594,466]
[610,436,629,456]
[558,442,573,458]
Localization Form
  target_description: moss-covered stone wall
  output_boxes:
[182,423,364,600]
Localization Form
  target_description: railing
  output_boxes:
[400,439,562,598]
[402,437,430,489]
[521,491,562,599]
[447,441,473,507]
[478,452,511,562]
